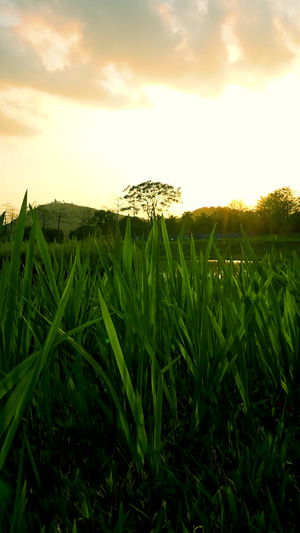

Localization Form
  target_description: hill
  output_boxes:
[1,201,99,236]
[30,201,98,235]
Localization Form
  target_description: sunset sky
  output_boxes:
[1,0,300,216]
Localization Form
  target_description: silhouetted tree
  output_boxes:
[181,211,194,226]
[193,213,214,234]
[69,225,95,240]
[112,195,124,224]
[256,186,299,233]
[76,208,94,227]
[92,209,117,238]
[118,216,149,239]
[227,199,247,212]
[52,205,70,232]
[239,210,260,235]
[287,211,300,233]
[165,215,181,235]
[122,180,182,222]
[1,203,18,231]
[34,205,52,229]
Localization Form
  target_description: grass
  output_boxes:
[0,195,299,532]
[161,233,300,261]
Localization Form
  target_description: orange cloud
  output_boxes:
[14,13,81,71]
[0,0,299,112]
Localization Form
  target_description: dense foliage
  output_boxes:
[2,186,299,242]
[121,180,182,222]
[0,195,299,532]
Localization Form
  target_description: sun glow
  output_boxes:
[1,0,300,215]
[1,76,300,213]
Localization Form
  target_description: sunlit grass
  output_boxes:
[0,196,299,531]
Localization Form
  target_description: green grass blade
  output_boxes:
[122,217,132,286]
[3,192,27,364]
[153,372,163,478]
[160,217,176,289]
[63,336,136,461]
[0,263,76,470]
[30,208,60,306]
[98,288,148,468]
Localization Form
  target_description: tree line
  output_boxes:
[70,183,300,240]
[1,183,300,242]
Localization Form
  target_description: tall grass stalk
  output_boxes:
[0,194,299,531]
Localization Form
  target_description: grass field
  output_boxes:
[0,195,299,532]
[164,233,300,261]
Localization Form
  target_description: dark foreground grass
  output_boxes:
[0,195,300,532]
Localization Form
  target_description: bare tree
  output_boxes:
[34,205,53,229]
[53,206,69,232]
[1,203,18,231]
[76,208,94,227]
[111,195,124,224]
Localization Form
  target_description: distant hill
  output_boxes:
[2,200,126,237]
[192,206,222,217]
[0,201,98,236]
[26,201,97,235]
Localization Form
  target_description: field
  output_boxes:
[0,196,300,532]
[164,233,300,261]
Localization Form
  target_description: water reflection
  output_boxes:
[159,258,248,280]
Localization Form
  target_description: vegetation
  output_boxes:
[121,180,182,222]
[70,209,117,241]
[2,186,299,243]
[31,202,97,237]
[65,185,300,240]
[256,187,300,235]
[0,194,299,531]
[184,187,300,237]
[159,233,300,262]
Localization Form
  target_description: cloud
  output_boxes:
[0,0,299,108]
[227,0,295,83]
[0,108,37,136]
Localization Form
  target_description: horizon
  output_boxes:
[1,193,256,220]
[1,1,300,213]
[2,185,299,225]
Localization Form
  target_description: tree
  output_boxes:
[122,180,182,222]
[288,211,300,233]
[256,186,299,233]
[52,205,70,232]
[165,215,181,235]
[181,211,194,234]
[256,187,298,218]
[227,199,247,212]
[34,205,52,229]
[92,209,117,238]
[193,212,214,234]
[69,224,95,240]
[118,215,149,239]
[1,203,18,231]
[76,208,94,227]
[111,195,124,224]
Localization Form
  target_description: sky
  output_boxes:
[1,0,300,217]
